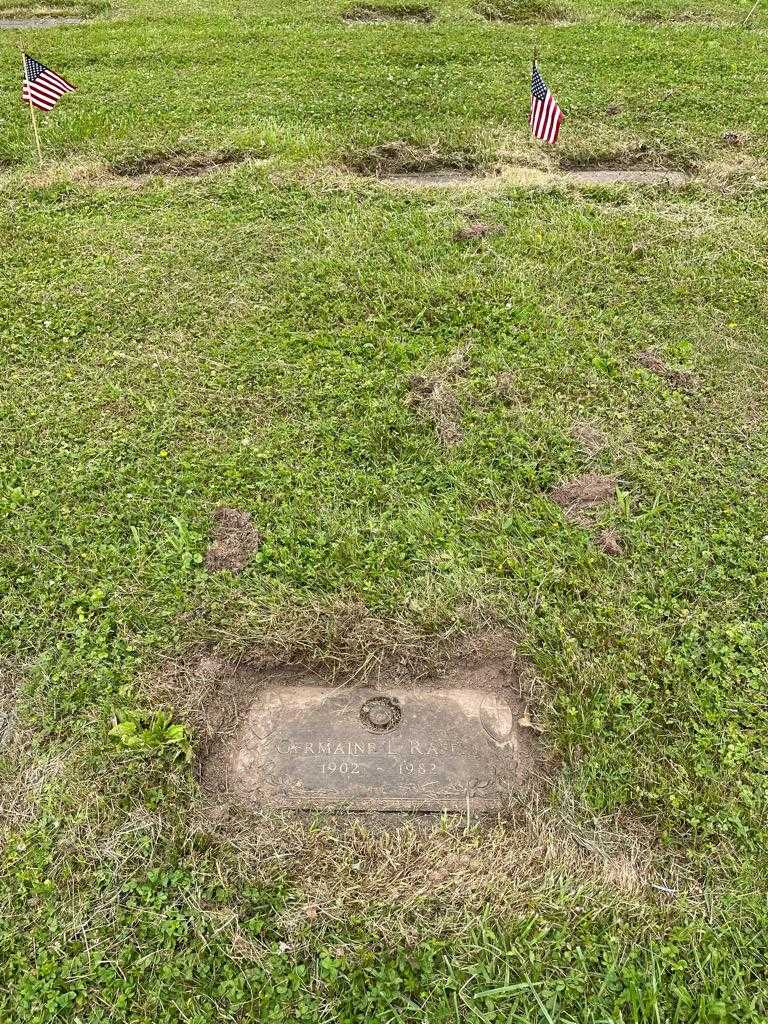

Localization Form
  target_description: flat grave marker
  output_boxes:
[227,683,530,812]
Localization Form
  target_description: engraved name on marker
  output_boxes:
[231,685,527,812]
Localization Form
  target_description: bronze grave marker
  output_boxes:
[228,684,528,812]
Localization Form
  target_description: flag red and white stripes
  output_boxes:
[22,54,75,112]
[530,62,562,144]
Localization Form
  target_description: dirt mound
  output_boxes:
[453,220,505,242]
[550,473,618,524]
[342,3,434,22]
[109,150,250,179]
[474,0,566,22]
[635,350,697,391]
[596,528,624,557]
[405,347,470,448]
[205,507,261,574]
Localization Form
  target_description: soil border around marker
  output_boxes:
[107,149,258,180]
[152,629,549,823]
[344,140,481,178]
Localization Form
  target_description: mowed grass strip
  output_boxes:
[1,0,768,1021]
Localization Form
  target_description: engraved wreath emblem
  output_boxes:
[359,695,402,734]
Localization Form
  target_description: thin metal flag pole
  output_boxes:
[21,51,43,167]
[529,49,539,144]
[742,0,761,27]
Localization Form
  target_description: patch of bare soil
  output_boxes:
[109,150,250,179]
[596,527,624,557]
[405,347,470,448]
[550,473,618,525]
[342,3,433,22]
[453,219,506,242]
[635,350,697,391]
[474,0,567,23]
[205,507,261,574]
[571,419,607,459]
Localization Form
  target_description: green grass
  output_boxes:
[2,0,768,1020]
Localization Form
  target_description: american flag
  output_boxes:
[530,62,563,144]
[22,54,75,112]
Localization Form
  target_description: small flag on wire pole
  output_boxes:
[530,59,563,145]
[21,53,76,165]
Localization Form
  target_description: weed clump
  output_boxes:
[550,473,618,524]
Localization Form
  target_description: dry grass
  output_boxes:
[0,663,72,846]
[185,793,698,948]
[404,346,471,448]
[571,420,609,460]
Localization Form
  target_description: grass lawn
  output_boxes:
[1,0,768,1019]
